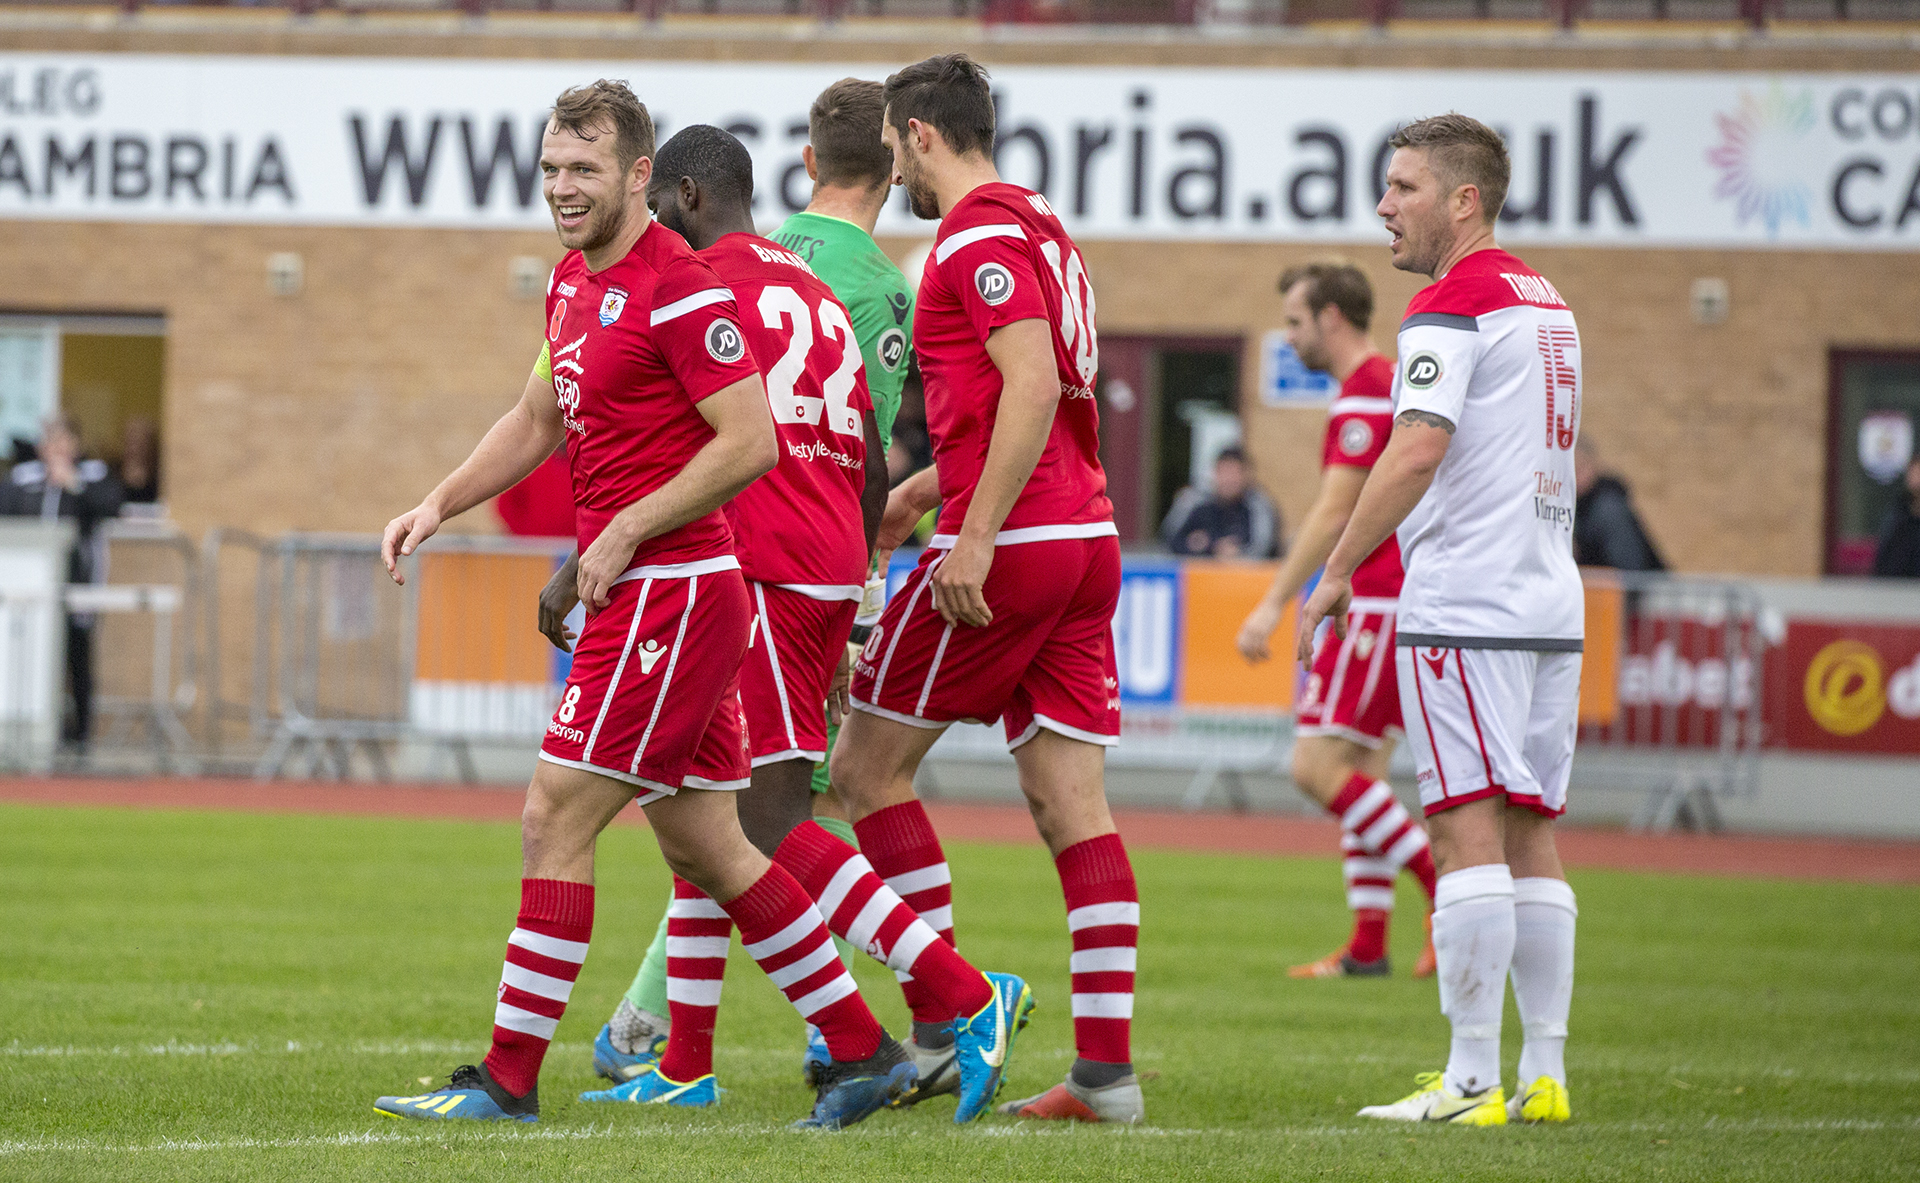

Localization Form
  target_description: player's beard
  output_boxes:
[899,150,941,221]
[1391,206,1447,277]
[558,198,630,254]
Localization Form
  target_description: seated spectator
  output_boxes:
[1574,436,1665,571]
[1161,446,1281,559]
[0,415,125,751]
[1873,457,1920,578]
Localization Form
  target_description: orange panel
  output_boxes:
[1579,573,1623,726]
[415,552,557,683]
[1179,561,1295,711]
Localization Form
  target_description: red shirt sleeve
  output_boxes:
[649,258,762,404]
[935,226,1050,344]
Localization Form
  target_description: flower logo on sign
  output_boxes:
[1705,84,1815,237]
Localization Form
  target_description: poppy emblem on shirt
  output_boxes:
[974,262,1015,306]
[879,327,908,372]
[599,287,629,327]
[1339,419,1374,457]
[548,299,568,342]
[1404,352,1443,390]
[706,318,747,364]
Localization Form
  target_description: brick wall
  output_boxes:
[2,17,1915,576]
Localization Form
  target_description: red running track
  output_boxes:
[2,776,1916,885]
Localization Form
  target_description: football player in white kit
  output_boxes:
[1299,114,1582,1127]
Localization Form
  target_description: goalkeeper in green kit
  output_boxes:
[588,77,923,1089]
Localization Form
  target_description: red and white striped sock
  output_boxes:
[1341,831,1394,963]
[1057,833,1138,1067]
[775,821,993,1020]
[1330,773,1437,901]
[482,878,593,1098]
[656,877,732,1082]
[852,800,958,1026]
[721,863,884,1064]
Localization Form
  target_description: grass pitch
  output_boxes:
[1,802,1915,1182]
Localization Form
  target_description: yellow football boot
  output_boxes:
[1508,1075,1572,1123]
[1358,1071,1506,1125]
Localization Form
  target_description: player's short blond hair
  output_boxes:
[1389,114,1510,225]
[550,80,657,173]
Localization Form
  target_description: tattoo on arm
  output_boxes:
[1397,410,1456,434]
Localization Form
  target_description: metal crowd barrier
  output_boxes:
[1572,570,1769,831]
[89,520,202,770]
[0,521,1782,817]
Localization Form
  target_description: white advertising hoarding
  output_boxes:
[0,54,1916,248]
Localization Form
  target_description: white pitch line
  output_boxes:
[2,1117,1915,1157]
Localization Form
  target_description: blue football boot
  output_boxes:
[952,972,1035,1123]
[790,1034,917,1131]
[800,1024,831,1088]
[593,1022,666,1083]
[374,1063,537,1123]
[580,1069,721,1107]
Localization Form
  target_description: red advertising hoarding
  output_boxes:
[1768,620,1920,755]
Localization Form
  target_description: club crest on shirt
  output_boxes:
[1339,419,1374,457]
[599,287,629,327]
[879,327,908,372]
[974,262,1015,306]
[706,317,747,364]
[1404,351,1443,390]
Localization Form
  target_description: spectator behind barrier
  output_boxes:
[1161,446,1282,559]
[1573,436,1665,571]
[0,414,126,752]
[119,415,160,505]
[1873,457,1920,578]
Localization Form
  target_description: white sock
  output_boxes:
[1511,877,1577,1087]
[1432,864,1515,1098]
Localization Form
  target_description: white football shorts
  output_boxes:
[1395,645,1581,818]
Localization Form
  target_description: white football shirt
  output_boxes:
[1390,247,1585,651]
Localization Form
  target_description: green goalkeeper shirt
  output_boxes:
[770,211,913,445]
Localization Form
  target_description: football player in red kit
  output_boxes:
[827,54,1144,1125]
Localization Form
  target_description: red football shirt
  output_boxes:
[915,183,1114,545]
[701,232,874,595]
[544,221,761,573]
[1322,353,1404,598]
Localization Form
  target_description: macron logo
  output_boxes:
[635,639,667,675]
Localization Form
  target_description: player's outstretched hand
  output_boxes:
[930,538,993,628]
[577,526,639,612]
[381,503,442,586]
[1237,598,1282,664]
[1296,575,1352,666]
[539,551,581,653]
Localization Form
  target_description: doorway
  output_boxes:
[1097,335,1243,544]
[1827,349,1920,575]
[0,314,165,504]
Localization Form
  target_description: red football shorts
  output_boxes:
[742,581,858,766]
[1297,599,1403,748]
[851,535,1121,749]
[539,559,751,802]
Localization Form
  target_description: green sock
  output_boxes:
[625,888,673,1018]
[813,813,857,848]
